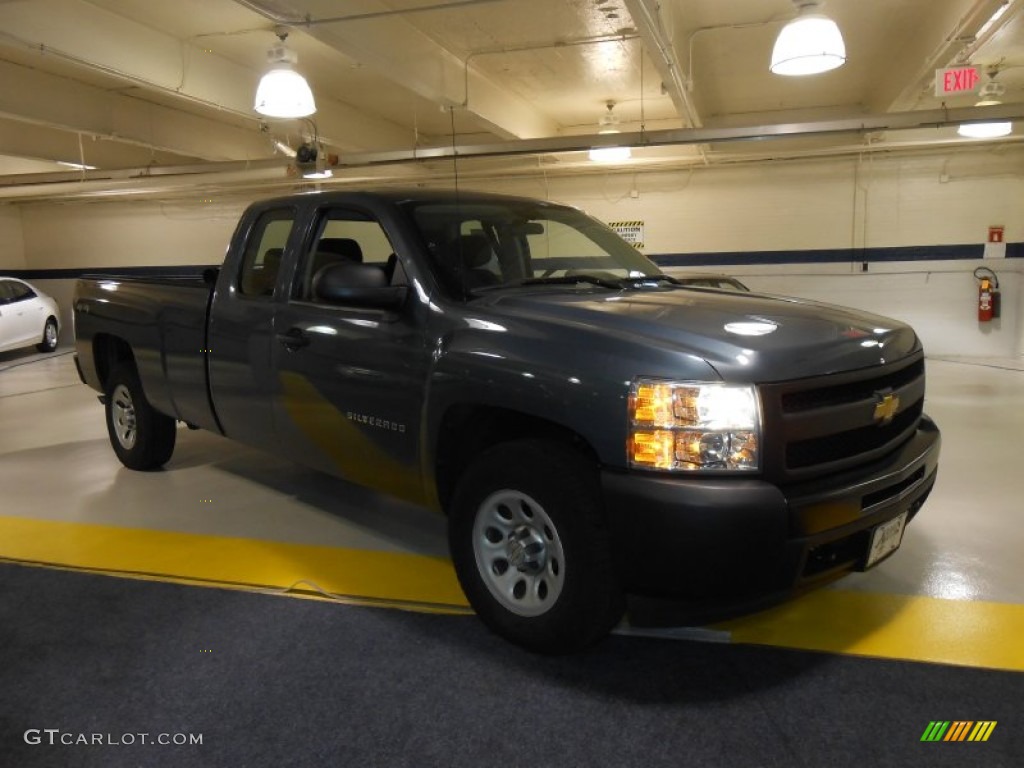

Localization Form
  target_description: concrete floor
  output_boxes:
[2,346,1023,668]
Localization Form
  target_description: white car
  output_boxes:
[0,277,60,354]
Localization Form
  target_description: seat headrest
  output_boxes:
[451,234,493,269]
[262,247,283,269]
[316,238,363,263]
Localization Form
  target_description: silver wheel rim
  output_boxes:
[111,384,137,450]
[472,489,565,617]
[44,322,57,348]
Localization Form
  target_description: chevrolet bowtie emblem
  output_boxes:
[873,392,900,426]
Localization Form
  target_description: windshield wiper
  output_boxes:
[619,274,682,288]
[473,274,625,293]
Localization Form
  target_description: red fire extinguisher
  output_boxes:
[974,267,1001,323]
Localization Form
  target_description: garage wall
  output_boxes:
[12,145,1024,358]
[0,206,26,270]
[475,148,1024,359]
[17,201,244,345]
[19,201,244,270]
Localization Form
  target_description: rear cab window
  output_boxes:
[237,209,295,298]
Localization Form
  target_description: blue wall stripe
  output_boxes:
[652,242,1023,268]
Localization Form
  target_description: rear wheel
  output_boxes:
[448,439,624,653]
[36,318,58,352]
[105,363,176,470]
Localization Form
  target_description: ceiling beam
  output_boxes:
[623,0,702,128]
[0,0,416,154]
[330,102,1024,165]
[234,0,560,140]
[874,0,1011,112]
[0,60,270,163]
[3,103,1023,203]
[0,116,205,170]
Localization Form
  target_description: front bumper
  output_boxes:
[602,415,940,621]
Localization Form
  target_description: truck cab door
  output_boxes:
[270,205,430,505]
[207,206,297,453]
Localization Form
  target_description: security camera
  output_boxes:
[296,143,318,164]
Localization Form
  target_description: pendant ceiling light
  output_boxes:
[254,28,317,118]
[958,73,1012,139]
[770,0,846,76]
[588,102,632,163]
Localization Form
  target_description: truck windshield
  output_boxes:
[401,199,663,297]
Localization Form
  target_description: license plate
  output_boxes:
[865,511,908,568]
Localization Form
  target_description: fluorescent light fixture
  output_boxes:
[977,1,1010,38]
[302,169,333,179]
[958,120,1012,139]
[254,30,316,118]
[57,161,97,170]
[589,101,632,163]
[589,146,632,163]
[770,1,846,76]
[958,76,1013,139]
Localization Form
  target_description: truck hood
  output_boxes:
[481,286,920,382]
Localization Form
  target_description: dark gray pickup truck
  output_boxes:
[74,189,940,653]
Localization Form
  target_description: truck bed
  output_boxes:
[74,273,219,431]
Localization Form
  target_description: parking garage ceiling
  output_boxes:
[1,0,1023,199]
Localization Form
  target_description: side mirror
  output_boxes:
[313,261,407,310]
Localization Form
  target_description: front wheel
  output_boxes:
[36,318,58,352]
[105,363,176,470]
[448,440,624,653]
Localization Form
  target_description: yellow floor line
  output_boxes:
[0,514,468,610]
[714,588,1024,672]
[3,514,1023,671]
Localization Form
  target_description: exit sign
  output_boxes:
[935,65,981,97]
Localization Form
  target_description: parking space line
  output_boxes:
[4,513,1023,670]
[0,514,468,611]
[715,588,1024,672]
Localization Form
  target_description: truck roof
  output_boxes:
[253,187,578,211]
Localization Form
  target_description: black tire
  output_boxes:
[36,317,58,352]
[105,362,176,470]
[448,439,624,653]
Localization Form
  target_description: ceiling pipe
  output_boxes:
[4,103,1023,202]
[886,0,1015,111]
[459,33,640,111]
[0,158,289,189]
[6,136,1024,204]
[232,0,510,27]
[331,102,1024,166]
[623,0,702,129]
[0,30,258,127]
[687,19,782,93]
[5,135,1024,204]
[957,0,1023,63]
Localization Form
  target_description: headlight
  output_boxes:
[628,379,760,472]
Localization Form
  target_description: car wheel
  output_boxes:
[105,363,176,470]
[36,317,58,353]
[448,439,624,653]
